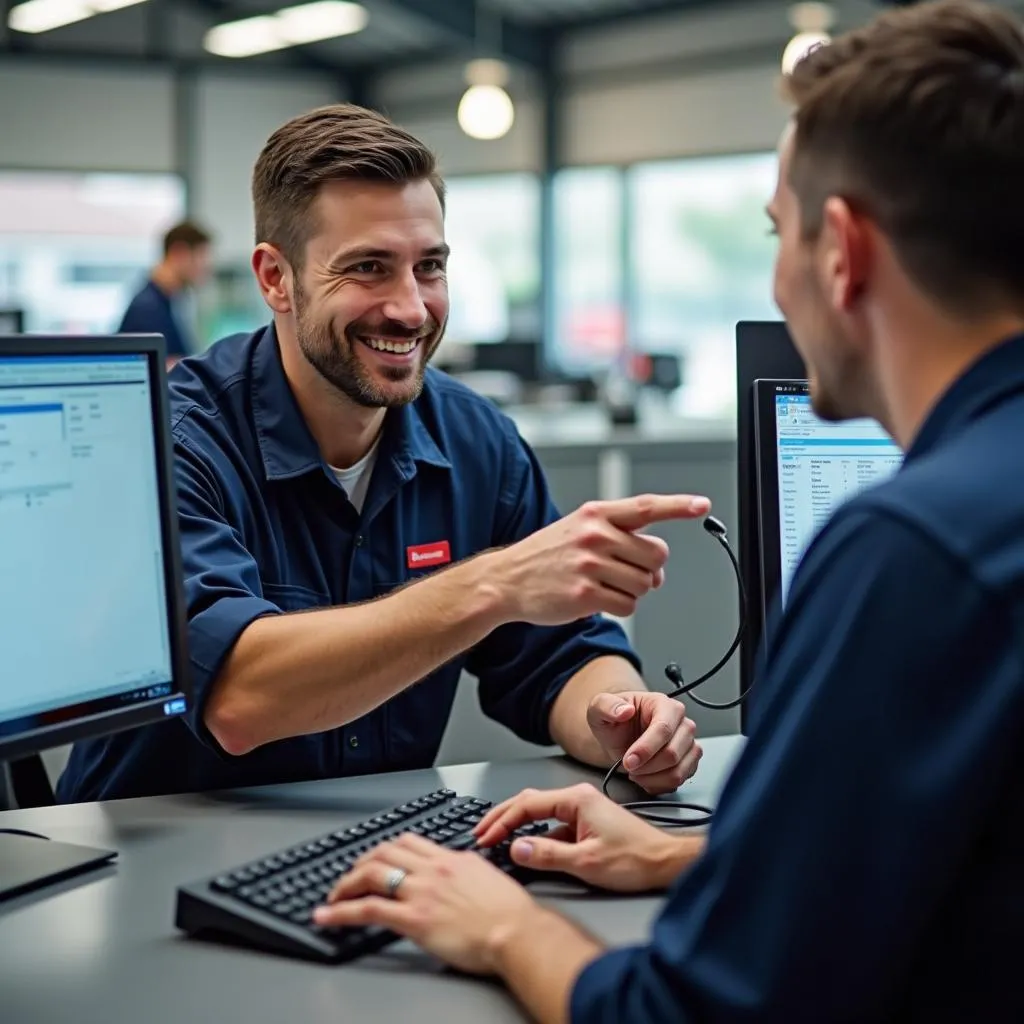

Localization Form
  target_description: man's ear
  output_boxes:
[252,244,293,315]
[820,196,871,312]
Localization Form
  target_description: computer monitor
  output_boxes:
[752,377,903,640]
[736,321,807,727]
[0,310,24,334]
[0,334,191,901]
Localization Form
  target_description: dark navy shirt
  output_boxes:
[118,280,190,357]
[57,326,637,801]
[573,333,1024,1023]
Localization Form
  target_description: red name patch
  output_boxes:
[406,541,451,569]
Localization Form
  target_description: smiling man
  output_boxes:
[311,2,1024,1022]
[56,104,707,802]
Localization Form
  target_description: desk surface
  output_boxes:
[0,736,745,1024]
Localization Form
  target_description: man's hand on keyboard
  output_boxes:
[587,690,702,795]
[313,832,541,975]
[473,783,702,893]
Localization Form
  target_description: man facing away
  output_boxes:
[118,220,213,364]
[57,106,706,802]
[311,3,1024,1022]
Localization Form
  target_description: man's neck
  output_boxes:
[276,324,386,469]
[151,262,183,296]
[876,309,1024,449]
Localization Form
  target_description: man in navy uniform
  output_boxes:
[313,3,1024,1022]
[118,220,212,365]
[58,106,707,802]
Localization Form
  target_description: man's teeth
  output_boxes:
[361,337,419,354]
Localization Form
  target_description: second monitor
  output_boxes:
[0,334,191,900]
[751,378,903,651]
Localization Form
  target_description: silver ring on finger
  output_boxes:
[385,866,407,899]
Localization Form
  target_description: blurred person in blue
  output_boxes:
[311,3,1024,1022]
[118,220,213,364]
[57,105,707,804]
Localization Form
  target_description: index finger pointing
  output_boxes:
[602,494,711,531]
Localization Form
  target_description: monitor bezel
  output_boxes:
[0,333,192,762]
[752,377,810,658]
[735,321,807,731]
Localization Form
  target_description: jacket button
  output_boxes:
[354,535,364,547]
[348,735,359,749]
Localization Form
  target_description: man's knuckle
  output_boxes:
[654,719,675,740]
[634,494,655,517]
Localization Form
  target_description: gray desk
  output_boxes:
[0,735,745,1024]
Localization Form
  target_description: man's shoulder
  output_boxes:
[417,367,525,452]
[420,367,518,427]
[841,424,1024,592]
[168,329,260,433]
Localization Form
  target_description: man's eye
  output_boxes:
[350,261,381,274]
[418,260,445,273]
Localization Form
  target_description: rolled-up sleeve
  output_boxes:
[174,433,282,751]
[465,426,640,745]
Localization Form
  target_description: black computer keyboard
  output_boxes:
[174,787,565,964]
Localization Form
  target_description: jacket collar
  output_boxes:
[251,324,450,482]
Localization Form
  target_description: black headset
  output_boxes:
[601,514,751,828]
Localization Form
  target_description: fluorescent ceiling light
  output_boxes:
[204,0,367,58]
[7,0,144,32]
[8,0,145,32]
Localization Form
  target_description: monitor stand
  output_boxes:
[0,760,117,904]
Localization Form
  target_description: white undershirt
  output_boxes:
[330,439,380,513]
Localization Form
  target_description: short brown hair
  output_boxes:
[781,0,1024,316]
[252,103,445,269]
[163,220,211,255]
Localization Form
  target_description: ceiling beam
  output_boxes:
[379,0,552,71]
[560,0,769,32]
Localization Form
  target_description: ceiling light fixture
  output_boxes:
[782,1,834,74]
[204,0,367,58]
[8,0,146,34]
[457,57,515,141]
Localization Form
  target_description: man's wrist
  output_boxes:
[647,833,705,889]
[485,902,555,975]
[444,549,515,634]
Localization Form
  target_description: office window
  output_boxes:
[629,153,779,415]
[442,173,541,345]
[550,166,625,371]
[0,172,185,335]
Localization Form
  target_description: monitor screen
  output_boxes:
[0,350,182,751]
[754,379,903,621]
[774,386,903,605]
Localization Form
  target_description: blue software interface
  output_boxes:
[775,392,903,605]
[0,354,174,732]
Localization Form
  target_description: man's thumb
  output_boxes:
[510,836,578,872]
[589,692,635,725]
